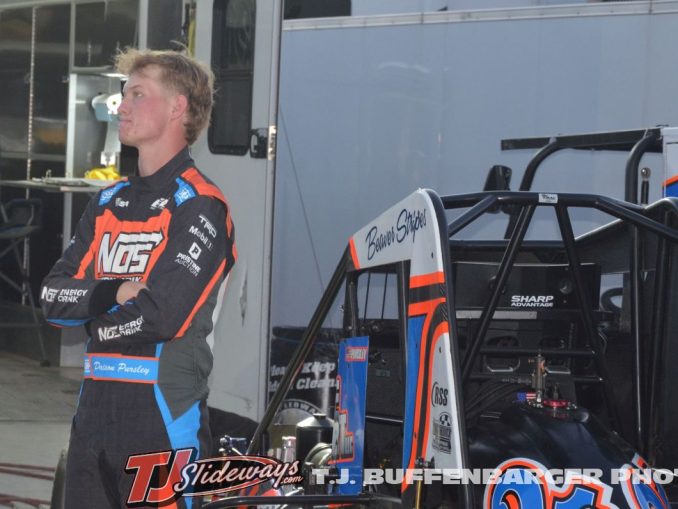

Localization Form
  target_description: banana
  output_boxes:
[85,166,120,180]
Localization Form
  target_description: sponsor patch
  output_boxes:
[41,287,58,303]
[97,316,144,341]
[364,208,427,261]
[538,193,558,204]
[431,381,448,407]
[98,181,130,206]
[41,287,88,304]
[175,252,201,276]
[174,178,196,206]
[188,242,202,260]
[510,295,555,308]
[432,412,452,453]
[150,197,169,210]
[345,346,368,362]
[198,214,217,237]
[189,225,214,250]
[98,231,164,276]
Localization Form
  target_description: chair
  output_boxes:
[0,197,49,366]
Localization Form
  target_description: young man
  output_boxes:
[40,49,236,508]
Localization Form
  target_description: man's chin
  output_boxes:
[119,136,137,147]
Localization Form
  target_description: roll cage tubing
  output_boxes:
[502,127,664,237]
[209,191,678,509]
[446,191,678,457]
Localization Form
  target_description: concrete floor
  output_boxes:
[0,352,80,508]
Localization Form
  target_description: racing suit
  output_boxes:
[40,147,236,508]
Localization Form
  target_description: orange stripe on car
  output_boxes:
[407,298,444,316]
[421,319,450,456]
[409,271,445,288]
[403,297,446,486]
[406,299,436,468]
[414,301,442,462]
[349,237,360,269]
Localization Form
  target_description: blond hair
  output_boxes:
[116,48,214,145]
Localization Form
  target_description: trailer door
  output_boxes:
[192,0,281,423]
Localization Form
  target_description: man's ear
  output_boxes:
[171,94,189,120]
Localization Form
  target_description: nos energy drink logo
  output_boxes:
[97,231,164,277]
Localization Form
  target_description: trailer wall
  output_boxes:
[271,2,678,328]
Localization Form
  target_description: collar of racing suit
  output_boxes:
[128,146,193,191]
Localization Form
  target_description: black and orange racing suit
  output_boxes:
[40,147,236,508]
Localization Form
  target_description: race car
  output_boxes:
[205,187,678,508]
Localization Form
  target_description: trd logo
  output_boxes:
[98,231,164,276]
[198,214,217,238]
[432,381,448,407]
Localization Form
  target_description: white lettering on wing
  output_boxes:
[364,208,428,261]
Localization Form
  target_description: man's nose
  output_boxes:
[118,96,130,116]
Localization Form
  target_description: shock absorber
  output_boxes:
[530,353,546,406]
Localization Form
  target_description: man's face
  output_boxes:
[118,66,177,148]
